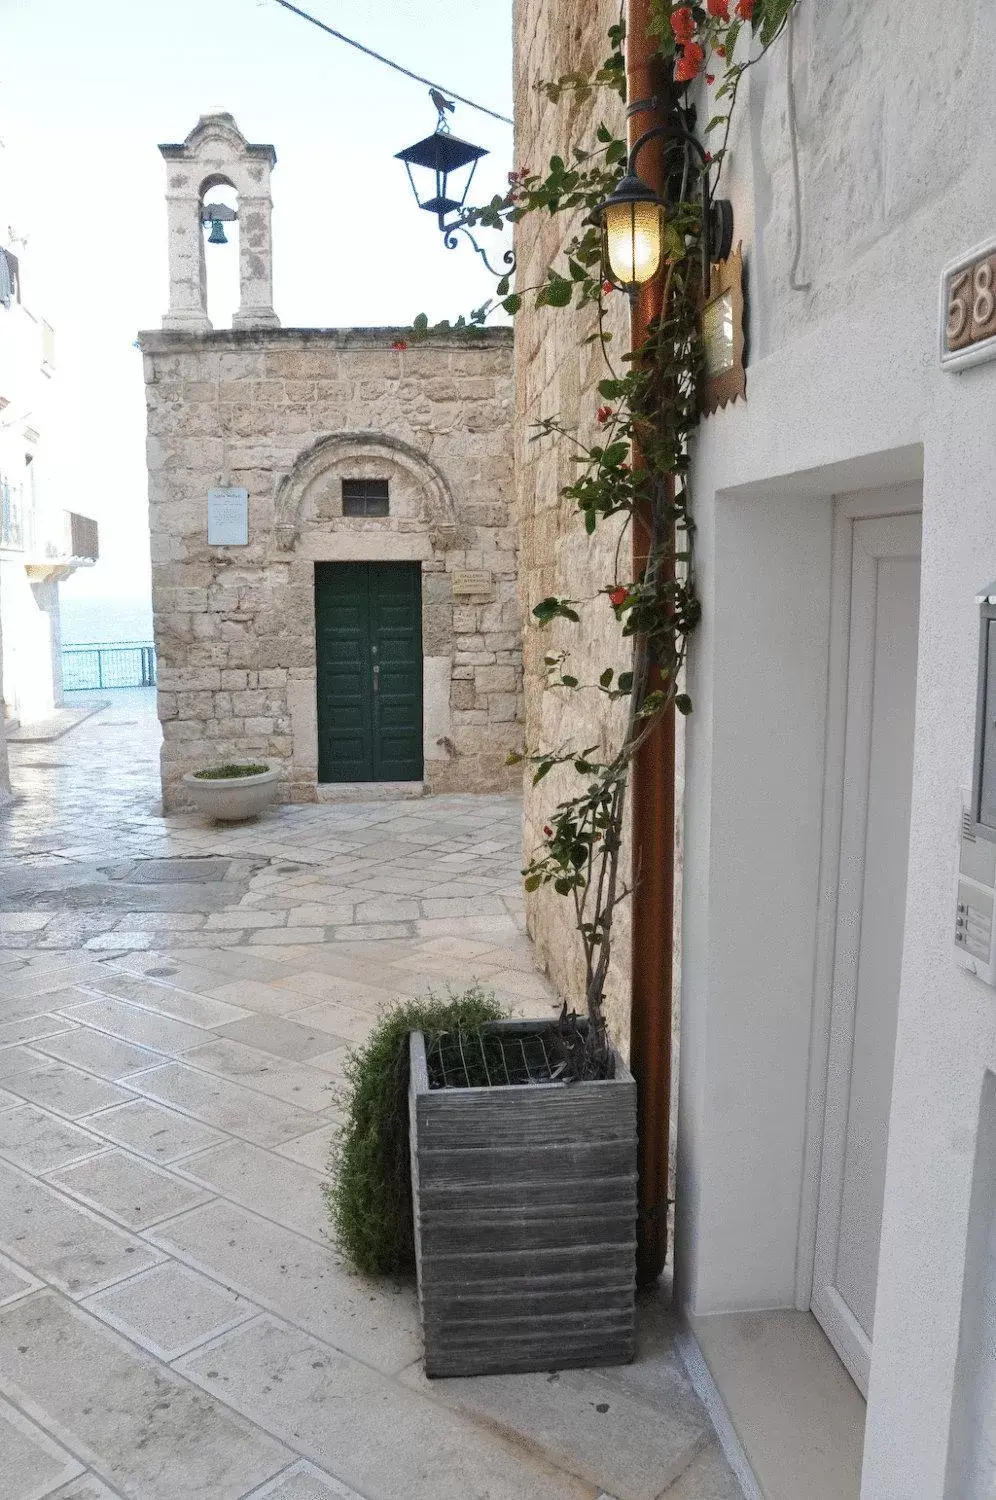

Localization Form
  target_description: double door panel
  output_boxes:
[315,562,423,783]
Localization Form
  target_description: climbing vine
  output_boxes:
[408,1,799,1060]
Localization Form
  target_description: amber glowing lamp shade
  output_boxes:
[600,174,666,291]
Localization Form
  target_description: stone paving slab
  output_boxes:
[0,1293,290,1497]
[0,1394,85,1499]
[178,1315,595,1500]
[0,695,741,1499]
[81,1260,257,1361]
[0,1158,163,1296]
[148,1199,421,1374]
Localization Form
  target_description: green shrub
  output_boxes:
[193,763,270,779]
[327,987,503,1277]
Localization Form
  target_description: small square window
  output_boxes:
[342,478,389,517]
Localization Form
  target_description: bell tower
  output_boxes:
[159,111,279,331]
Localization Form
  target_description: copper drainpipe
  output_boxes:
[626,0,675,1288]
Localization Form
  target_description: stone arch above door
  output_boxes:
[273,431,459,553]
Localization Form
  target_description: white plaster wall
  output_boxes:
[674,2,996,1494]
[0,557,59,722]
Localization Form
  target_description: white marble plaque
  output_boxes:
[207,488,249,546]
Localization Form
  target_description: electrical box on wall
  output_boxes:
[955,583,996,983]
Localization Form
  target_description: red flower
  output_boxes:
[596,405,612,424]
[602,278,614,294]
[706,0,730,18]
[670,5,695,43]
[715,43,727,56]
[735,0,754,17]
[705,73,716,85]
[675,41,705,82]
[705,151,713,163]
[609,586,628,608]
[390,339,408,351]
[543,825,553,836]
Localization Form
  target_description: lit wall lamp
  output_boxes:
[396,91,514,279]
[594,127,733,300]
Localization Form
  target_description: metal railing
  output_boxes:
[62,641,157,692]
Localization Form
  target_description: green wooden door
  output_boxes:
[314,562,423,783]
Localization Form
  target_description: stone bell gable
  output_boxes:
[159,110,278,333]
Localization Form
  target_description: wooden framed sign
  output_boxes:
[701,243,746,416]
[940,238,996,372]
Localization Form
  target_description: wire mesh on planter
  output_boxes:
[425,1026,564,1088]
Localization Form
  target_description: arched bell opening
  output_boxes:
[199,176,239,330]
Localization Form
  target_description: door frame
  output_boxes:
[795,487,923,1389]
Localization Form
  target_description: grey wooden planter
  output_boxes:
[409,1019,637,1378]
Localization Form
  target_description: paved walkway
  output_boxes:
[0,692,740,1500]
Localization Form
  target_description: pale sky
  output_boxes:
[1,0,514,608]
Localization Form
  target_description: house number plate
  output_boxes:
[940,237,996,371]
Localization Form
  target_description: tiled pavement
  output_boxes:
[0,693,741,1500]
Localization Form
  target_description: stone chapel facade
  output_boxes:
[140,113,518,811]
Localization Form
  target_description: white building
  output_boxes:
[672,5,996,1497]
[0,157,98,748]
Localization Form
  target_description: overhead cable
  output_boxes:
[268,0,514,126]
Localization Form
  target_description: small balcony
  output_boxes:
[23,510,99,581]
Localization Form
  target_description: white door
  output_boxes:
[811,506,922,1396]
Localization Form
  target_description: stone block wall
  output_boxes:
[138,325,519,809]
[512,0,638,1046]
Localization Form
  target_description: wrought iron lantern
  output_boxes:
[396,92,513,278]
[594,127,734,299]
[396,118,488,229]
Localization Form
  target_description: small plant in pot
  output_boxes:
[182,761,280,821]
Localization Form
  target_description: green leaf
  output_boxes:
[602,441,630,465]
[533,760,554,785]
[554,876,574,895]
[599,668,614,688]
[502,293,523,315]
[543,278,574,308]
[597,378,625,398]
[675,693,693,715]
[524,872,544,892]
[496,276,510,296]
[532,596,580,625]
[617,671,634,694]
[561,674,579,688]
[584,507,597,535]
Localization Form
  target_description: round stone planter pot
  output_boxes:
[182,767,280,821]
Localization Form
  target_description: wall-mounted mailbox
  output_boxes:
[955,584,996,984]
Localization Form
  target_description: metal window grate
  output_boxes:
[425,1027,565,1090]
[342,478,389,517]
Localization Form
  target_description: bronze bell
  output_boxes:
[207,217,228,245]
